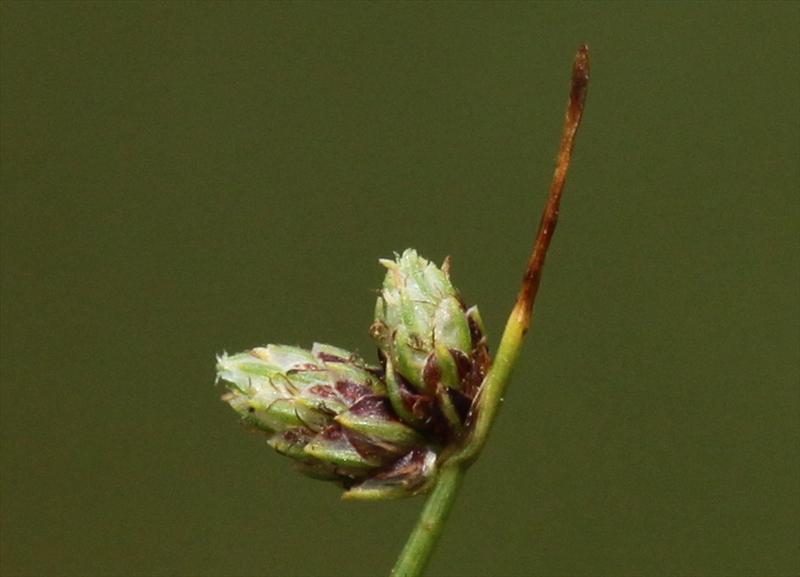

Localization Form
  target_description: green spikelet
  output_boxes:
[217,342,436,499]
[371,249,491,436]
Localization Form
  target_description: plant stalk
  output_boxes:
[390,463,464,577]
[389,45,590,577]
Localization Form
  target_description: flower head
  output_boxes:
[218,342,437,498]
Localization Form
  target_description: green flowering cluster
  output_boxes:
[217,250,490,499]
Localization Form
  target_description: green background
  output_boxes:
[2,2,798,576]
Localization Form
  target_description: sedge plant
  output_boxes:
[217,45,590,577]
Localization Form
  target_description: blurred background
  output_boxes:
[2,2,798,576]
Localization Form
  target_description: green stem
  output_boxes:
[390,463,464,577]
[389,45,590,577]
[453,305,528,464]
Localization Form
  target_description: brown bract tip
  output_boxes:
[570,45,590,118]
[514,44,591,330]
[574,45,590,81]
